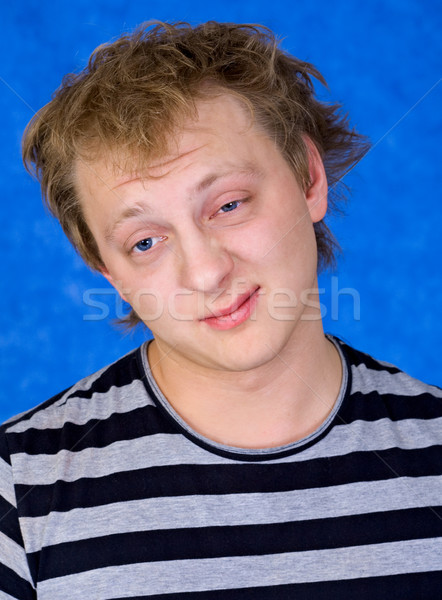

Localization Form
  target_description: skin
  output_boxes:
[76,93,342,449]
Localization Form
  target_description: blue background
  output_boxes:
[1,0,441,421]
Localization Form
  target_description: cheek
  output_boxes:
[128,273,199,326]
[226,218,284,261]
[250,212,315,265]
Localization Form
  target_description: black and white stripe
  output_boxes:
[1,337,441,599]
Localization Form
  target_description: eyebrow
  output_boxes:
[194,165,262,194]
[104,165,263,243]
[104,205,148,243]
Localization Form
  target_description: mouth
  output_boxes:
[201,287,260,331]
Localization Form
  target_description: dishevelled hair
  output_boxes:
[22,20,369,329]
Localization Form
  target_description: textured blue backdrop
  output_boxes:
[1,0,441,421]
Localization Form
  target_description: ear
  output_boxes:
[303,136,328,223]
[100,267,129,303]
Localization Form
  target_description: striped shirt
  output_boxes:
[1,336,441,599]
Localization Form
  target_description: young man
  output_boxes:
[1,21,441,599]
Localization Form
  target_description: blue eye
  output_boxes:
[135,238,153,252]
[220,201,240,213]
[133,236,163,253]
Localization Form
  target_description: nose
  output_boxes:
[176,230,234,292]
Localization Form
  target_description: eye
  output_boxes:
[210,198,249,221]
[219,200,240,213]
[133,236,165,253]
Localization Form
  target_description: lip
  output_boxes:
[201,287,260,330]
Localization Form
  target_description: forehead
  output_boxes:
[76,93,264,186]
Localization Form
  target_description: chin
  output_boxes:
[194,329,292,373]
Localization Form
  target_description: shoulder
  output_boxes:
[0,344,148,448]
[331,336,442,421]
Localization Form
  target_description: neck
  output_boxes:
[148,324,342,449]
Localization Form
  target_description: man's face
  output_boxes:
[76,94,327,373]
